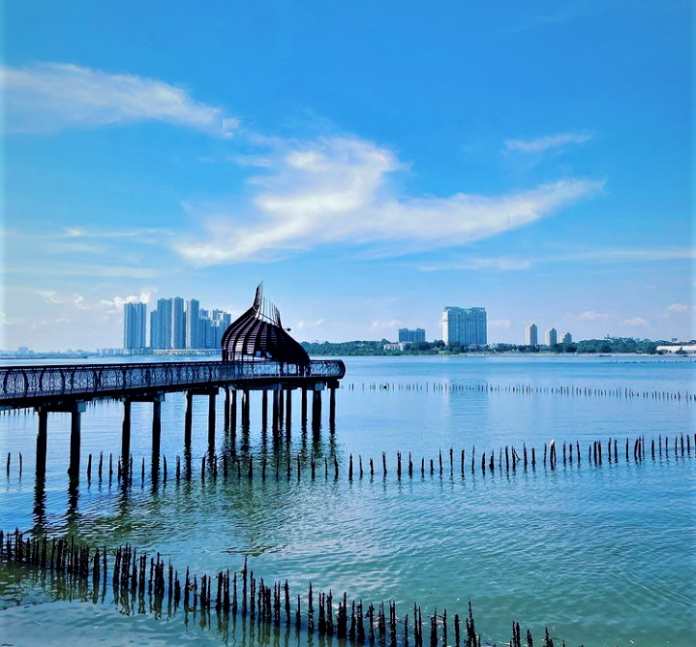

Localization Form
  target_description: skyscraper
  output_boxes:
[399,328,426,343]
[172,297,185,349]
[441,307,487,345]
[561,332,572,344]
[123,303,147,351]
[186,299,201,349]
[154,298,172,349]
[526,323,538,346]
[546,327,558,346]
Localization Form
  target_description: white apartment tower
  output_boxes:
[442,307,487,345]
[526,323,538,346]
[546,327,558,346]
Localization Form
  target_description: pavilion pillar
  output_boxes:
[278,389,285,428]
[312,390,322,430]
[36,409,48,480]
[272,389,279,434]
[224,387,231,430]
[121,399,131,474]
[286,389,292,434]
[242,390,250,426]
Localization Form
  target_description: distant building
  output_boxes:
[561,332,572,344]
[399,328,426,343]
[123,302,147,351]
[172,297,186,349]
[442,307,487,345]
[185,299,201,349]
[383,343,401,352]
[526,323,538,347]
[546,327,558,346]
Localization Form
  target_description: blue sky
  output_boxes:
[1,0,693,350]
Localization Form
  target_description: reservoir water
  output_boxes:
[0,355,694,646]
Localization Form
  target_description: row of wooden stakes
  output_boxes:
[343,381,692,401]
[0,528,570,647]
[4,432,694,486]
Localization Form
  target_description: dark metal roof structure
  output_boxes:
[221,284,310,365]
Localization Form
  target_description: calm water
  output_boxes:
[0,356,694,646]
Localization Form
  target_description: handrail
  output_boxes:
[0,359,346,402]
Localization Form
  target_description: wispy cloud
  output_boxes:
[490,319,512,328]
[666,303,689,313]
[421,258,530,272]
[579,311,610,321]
[0,62,237,136]
[625,316,649,327]
[175,135,603,265]
[227,154,272,168]
[505,132,592,153]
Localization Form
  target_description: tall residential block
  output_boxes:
[399,328,426,343]
[561,332,572,344]
[546,327,558,346]
[186,299,201,349]
[171,297,185,349]
[123,302,147,351]
[525,323,538,346]
[441,307,487,345]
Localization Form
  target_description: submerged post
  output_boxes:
[224,387,231,429]
[272,388,279,434]
[185,392,193,448]
[262,390,268,429]
[329,386,336,426]
[208,391,216,450]
[152,397,162,459]
[301,387,308,427]
[286,389,292,433]
[312,389,322,430]
[69,403,85,482]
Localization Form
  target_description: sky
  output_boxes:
[0,0,693,351]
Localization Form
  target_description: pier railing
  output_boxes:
[0,359,346,405]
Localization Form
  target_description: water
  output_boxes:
[1,356,694,646]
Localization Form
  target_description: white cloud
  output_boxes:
[505,132,592,153]
[176,135,603,265]
[421,258,530,272]
[0,312,15,325]
[227,154,272,168]
[74,295,90,310]
[371,319,403,332]
[625,316,649,327]
[579,311,610,321]
[295,318,326,330]
[666,303,689,313]
[0,62,236,136]
[101,292,153,311]
[490,319,512,328]
[34,290,63,304]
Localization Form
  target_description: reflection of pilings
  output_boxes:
[36,409,48,479]
[242,390,250,427]
[279,390,285,428]
[185,392,193,448]
[208,392,216,452]
[33,474,46,523]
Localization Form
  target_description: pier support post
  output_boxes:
[286,389,292,433]
[185,392,193,448]
[152,398,162,458]
[242,390,250,426]
[121,399,131,475]
[279,389,285,428]
[224,387,231,430]
[312,389,322,430]
[231,390,237,434]
[272,388,279,435]
[262,390,268,429]
[36,409,48,479]
[69,403,85,482]
[329,387,336,426]
[208,391,216,451]
[301,388,308,427]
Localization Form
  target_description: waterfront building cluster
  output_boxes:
[124,298,232,353]
[525,323,572,347]
[398,328,426,343]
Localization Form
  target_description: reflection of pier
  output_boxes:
[0,285,345,487]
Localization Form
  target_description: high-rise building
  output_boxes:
[150,310,159,349]
[561,332,572,344]
[399,328,426,343]
[441,307,487,346]
[123,303,147,351]
[186,299,201,349]
[546,327,558,346]
[171,297,185,349]
[525,323,538,347]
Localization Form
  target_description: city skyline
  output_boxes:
[2,1,692,351]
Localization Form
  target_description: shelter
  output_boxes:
[221,284,310,366]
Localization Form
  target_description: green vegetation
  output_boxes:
[302,337,678,356]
